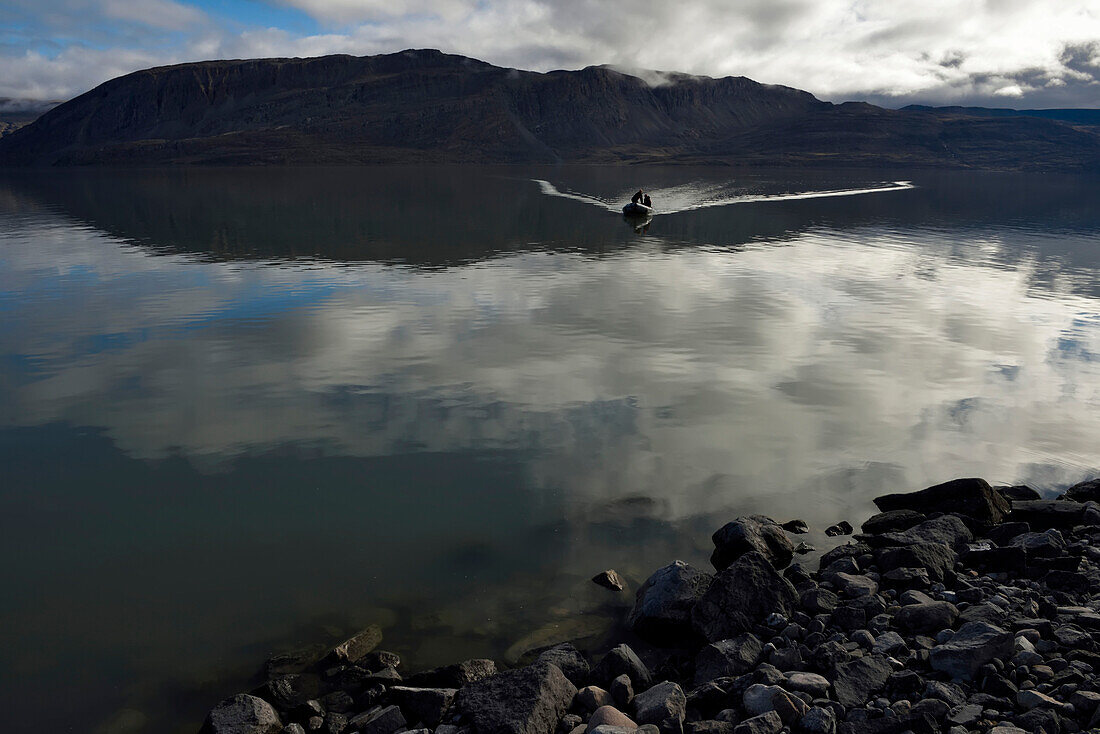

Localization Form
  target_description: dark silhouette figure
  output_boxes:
[631,189,644,205]
[642,194,652,207]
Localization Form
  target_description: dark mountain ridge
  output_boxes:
[2,49,1099,169]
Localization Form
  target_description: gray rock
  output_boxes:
[610,674,634,709]
[929,621,1013,680]
[831,573,878,597]
[861,510,926,535]
[871,631,909,657]
[692,552,798,642]
[1009,500,1086,529]
[629,561,713,645]
[1009,530,1066,557]
[894,601,959,634]
[201,695,283,734]
[592,644,652,690]
[592,570,625,591]
[799,588,838,614]
[1017,689,1064,710]
[825,521,853,537]
[875,542,956,582]
[693,634,764,685]
[405,659,497,688]
[350,706,405,734]
[731,711,782,734]
[328,625,383,664]
[832,655,892,707]
[537,644,590,687]
[387,687,456,727]
[783,671,830,697]
[282,725,306,734]
[873,477,1011,528]
[633,681,686,734]
[454,662,577,734]
[879,514,973,551]
[711,516,794,571]
[781,519,809,534]
[1061,477,1100,502]
[798,706,836,734]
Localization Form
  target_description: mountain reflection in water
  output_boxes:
[1,166,1100,734]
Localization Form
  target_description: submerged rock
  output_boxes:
[592,570,625,591]
[328,625,383,664]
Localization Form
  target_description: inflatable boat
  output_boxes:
[622,202,654,217]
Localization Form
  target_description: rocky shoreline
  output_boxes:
[201,477,1100,734]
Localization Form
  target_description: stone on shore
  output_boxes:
[1009,499,1086,529]
[893,600,959,633]
[873,477,1010,528]
[537,643,590,687]
[629,561,713,645]
[586,705,636,732]
[200,694,282,734]
[693,634,763,684]
[692,552,798,642]
[929,621,1013,679]
[875,542,955,582]
[831,655,892,707]
[710,516,794,571]
[860,509,926,535]
[387,687,455,727]
[404,658,497,688]
[878,514,973,551]
[328,625,383,664]
[591,644,652,690]
[632,681,686,733]
[732,711,782,734]
[453,662,577,734]
[1061,477,1100,502]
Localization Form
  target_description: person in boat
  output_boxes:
[642,194,652,207]
[631,189,644,205]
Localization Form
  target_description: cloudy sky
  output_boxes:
[2,0,1099,107]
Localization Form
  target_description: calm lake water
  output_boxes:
[2,166,1100,733]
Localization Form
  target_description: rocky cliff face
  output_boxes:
[2,49,1099,168]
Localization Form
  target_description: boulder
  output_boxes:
[453,662,577,734]
[1009,500,1086,529]
[873,478,1010,528]
[860,509,926,535]
[830,572,878,598]
[693,634,763,685]
[783,671,830,697]
[732,711,782,734]
[824,521,853,537]
[878,515,972,551]
[349,705,406,734]
[328,625,383,664]
[799,706,836,734]
[781,519,808,534]
[929,622,1013,680]
[387,687,456,727]
[537,644,590,687]
[799,588,838,614]
[200,694,282,734]
[692,552,798,642]
[629,561,713,645]
[894,601,959,634]
[1061,477,1100,502]
[632,681,686,734]
[998,485,1042,501]
[875,542,956,582]
[831,655,892,707]
[404,659,497,688]
[710,516,794,571]
[592,644,652,690]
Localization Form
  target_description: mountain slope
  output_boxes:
[2,49,1099,169]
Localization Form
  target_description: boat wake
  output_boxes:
[532,179,915,215]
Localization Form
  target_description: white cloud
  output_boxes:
[2,0,1100,107]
